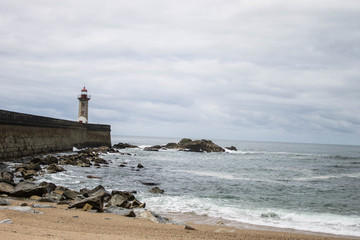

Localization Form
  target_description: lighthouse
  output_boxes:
[77,87,91,123]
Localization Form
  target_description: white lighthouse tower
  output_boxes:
[77,87,91,123]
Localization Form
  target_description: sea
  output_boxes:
[13,136,360,237]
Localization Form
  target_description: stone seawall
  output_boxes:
[0,109,111,161]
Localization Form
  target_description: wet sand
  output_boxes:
[0,198,356,240]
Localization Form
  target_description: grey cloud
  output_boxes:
[0,0,359,145]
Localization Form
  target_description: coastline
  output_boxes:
[1,198,357,240]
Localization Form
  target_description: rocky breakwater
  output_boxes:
[144,138,235,153]
[0,146,167,222]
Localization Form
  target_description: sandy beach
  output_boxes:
[0,198,356,240]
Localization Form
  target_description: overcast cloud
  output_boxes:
[1,0,360,145]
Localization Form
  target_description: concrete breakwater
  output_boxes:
[0,109,111,160]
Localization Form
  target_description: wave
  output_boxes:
[294,172,360,181]
[142,194,360,237]
[175,170,279,183]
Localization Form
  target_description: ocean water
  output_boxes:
[32,136,360,237]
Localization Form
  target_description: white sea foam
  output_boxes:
[295,172,360,181]
[143,194,360,237]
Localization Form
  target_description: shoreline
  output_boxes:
[161,211,359,240]
[1,198,358,240]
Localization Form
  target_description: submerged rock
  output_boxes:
[113,143,139,149]
[144,145,162,151]
[149,187,164,194]
[225,146,238,151]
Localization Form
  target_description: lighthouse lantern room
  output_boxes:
[77,87,91,123]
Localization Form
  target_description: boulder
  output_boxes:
[108,194,128,208]
[111,191,135,201]
[137,163,144,168]
[0,171,14,183]
[87,185,109,199]
[27,162,42,171]
[113,143,139,149]
[136,210,167,223]
[149,187,164,194]
[47,164,66,174]
[42,156,59,165]
[39,182,57,193]
[11,182,46,198]
[68,195,105,211]
[63,190,79,200]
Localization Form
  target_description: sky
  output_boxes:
[1,0,360,145]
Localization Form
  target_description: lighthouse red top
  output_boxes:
[78,86,91,100]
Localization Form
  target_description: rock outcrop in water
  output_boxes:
[145,138,225,153]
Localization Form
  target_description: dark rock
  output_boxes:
[39,182,56,193]
[0,171,14,183]
[87,175,102,179]
[27,162,42,171]
[68,195,105,212]
[185,225,196,230]
[137,163,144,168]
[113,143,139,149]
[21,169,37,179]
[30,158,42,164]
[149,187,164,194]
[43,156,59,165]
[57,200,72,205]
[47,163,66,174]
[178,138,224,152]
[140,182,159,186]
[163,142,179,149]
[130,199,145,208]
[11,182,46,198]
[225,146,238,151]
[63,190,79,200]
[111,191,135,201]
[119,163,126,167]
[144,145,162,151]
